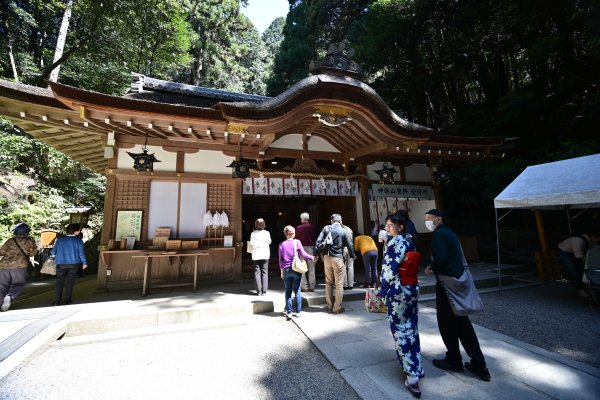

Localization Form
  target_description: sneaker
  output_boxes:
[464,362,491,381]
[1,295,11,312]
[432,358,464,372]
[285,313,292,321]
[292,312,300,318]
[404,379,421,398]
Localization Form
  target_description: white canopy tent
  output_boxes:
[493,154,600,288]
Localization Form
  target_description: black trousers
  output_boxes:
[435,281,486,367]
[55,264,80,303]
[253,259,269,294]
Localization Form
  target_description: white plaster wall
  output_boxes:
[405,163,432,182]
[117,145,176,171]
[406,199,437,232]
[184,150,235,174]
[355,194,364,234]
[270,134,340,153]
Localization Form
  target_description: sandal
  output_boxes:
[404,379,421,398]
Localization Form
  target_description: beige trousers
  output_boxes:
[324,255,345,312]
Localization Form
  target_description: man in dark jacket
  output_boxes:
[315,214,354,314]
[424,209,491,382]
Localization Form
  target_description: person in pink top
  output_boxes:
[279,225,317,320]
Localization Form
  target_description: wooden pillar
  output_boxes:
[359,163,371,234]
[533,209,553,281]
[429,159,443,209]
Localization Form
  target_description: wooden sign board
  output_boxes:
[181,241,199,249]
[166,240,182,250]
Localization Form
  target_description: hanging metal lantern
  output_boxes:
[227,158,254,178]
[128,133,160,172]
[375,163,397,184]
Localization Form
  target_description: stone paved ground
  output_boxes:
[0,314,361,400]
[423,280,600,368]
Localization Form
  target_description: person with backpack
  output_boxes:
[557,232,600,297]
[315,214,354,314]
[0,222,38,312]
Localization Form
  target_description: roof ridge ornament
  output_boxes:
[309,40,363,80]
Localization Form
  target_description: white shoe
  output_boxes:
[1,295,11,312]
[292,312,300,318]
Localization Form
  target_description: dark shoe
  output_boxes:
[361,283,370,288]
[52,301,60,306]
[64,300,72,305]
[347,286,354,290]
[308,288,315,292]
[404,379,421,398]
[343,286,349,290]
[301,288,308,292]
[433,358,464,372]
[464,362,491,381]
[333,306,346,314]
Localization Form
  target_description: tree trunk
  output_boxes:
[48,0,73,83]
[7,41,19,82]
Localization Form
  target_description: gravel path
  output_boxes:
[0,315,361,400]
[422,280,600,368]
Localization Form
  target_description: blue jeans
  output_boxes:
[283,268,302,314]
[363,250,378,285]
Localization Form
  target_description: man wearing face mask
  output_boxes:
[423,209,491,382]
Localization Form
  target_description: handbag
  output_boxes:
[365,287,387,313]
[246,240,253,254]
[291,240,308,273]
[40,257,57,275]
[437,267,483,316]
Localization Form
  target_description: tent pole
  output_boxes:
[533,210,553,280]
[495,208,502,295]
[567,208,572,235]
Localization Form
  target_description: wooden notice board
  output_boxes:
[115,210,143,240]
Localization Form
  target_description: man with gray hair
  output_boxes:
[315,214,355,313]
[295,212,317,291]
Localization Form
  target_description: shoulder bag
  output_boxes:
[292,240,308,273]
[436,246,483,316]
[13,238,36,272]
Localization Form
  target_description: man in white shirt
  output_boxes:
[557,233,600,297]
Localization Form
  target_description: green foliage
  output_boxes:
[0,119,105,241]
[266,1,313,95]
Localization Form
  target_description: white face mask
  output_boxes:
[425,220,437,232]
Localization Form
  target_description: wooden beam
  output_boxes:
[347,142,388,159]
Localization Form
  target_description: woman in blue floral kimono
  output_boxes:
[380,213,424,398]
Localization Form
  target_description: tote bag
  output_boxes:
[40,257,57,276]
[365,287,387,313]
[291,240,308,273]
